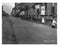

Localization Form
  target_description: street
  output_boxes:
[10,17,57,44]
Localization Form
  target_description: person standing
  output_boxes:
[51,18,57,28]
[41,17,45,24]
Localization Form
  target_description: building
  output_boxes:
[11,3,57,18]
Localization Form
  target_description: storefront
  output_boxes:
[35,3,46,16]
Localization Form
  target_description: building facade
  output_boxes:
[11,3,57,18]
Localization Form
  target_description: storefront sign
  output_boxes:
[41,6,45,15]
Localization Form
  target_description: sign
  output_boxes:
[41,6,45,15]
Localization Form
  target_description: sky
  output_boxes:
[2,3,15,15]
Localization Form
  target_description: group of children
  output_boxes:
[41,17,57,28]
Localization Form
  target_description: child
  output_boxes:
[51,18,57,28]
[41,17,45,24]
